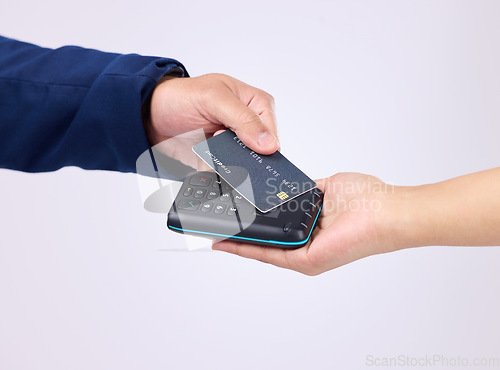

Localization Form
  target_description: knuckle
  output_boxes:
[257,248,269,263]
[266,93,275,106]
[235,244,244,257]
[239,110,262,127]
[256,90,275,107]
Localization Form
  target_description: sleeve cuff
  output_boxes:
[56,54,189,173]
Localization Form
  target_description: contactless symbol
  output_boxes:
[277,191,289,200]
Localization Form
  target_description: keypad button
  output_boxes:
[227,206,237,216]
[283,222,293,232]
[189,174,212,187]
[177,200,201,211]
[214,204,227,214]
[233,195,243,204]
[212,179,222,189]
[194,188,207,199]
[219,193,231,202]
[207,190,219,200]
[183,187,194,197]
[201,202,214,213]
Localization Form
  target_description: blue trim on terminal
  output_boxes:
[168,205,322,246]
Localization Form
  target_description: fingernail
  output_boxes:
[258,132,277,148]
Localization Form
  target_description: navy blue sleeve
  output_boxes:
[0,36,187,173]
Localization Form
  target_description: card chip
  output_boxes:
[277,191,289,200]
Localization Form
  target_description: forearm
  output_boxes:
[391,168,500,248]
[0,36,186,173]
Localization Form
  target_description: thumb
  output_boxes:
[208,90,279,155]
[315,178,328,192]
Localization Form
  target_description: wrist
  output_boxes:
[142,75,179,147]
[377,183,440,252]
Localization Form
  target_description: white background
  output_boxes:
[1,1,499,369]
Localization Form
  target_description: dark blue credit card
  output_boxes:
[192,130,316,213]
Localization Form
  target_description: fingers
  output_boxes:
[248,93,278,138]
[315,178,328,192]
[212,241,319,275]
[256,108,280,151]
[239,86,279,150]
[212,241,292,269]
[202,76,279,155]
[213,129,226,136]
[209,90,278,155]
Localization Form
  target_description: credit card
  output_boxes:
[192,130,316,213]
